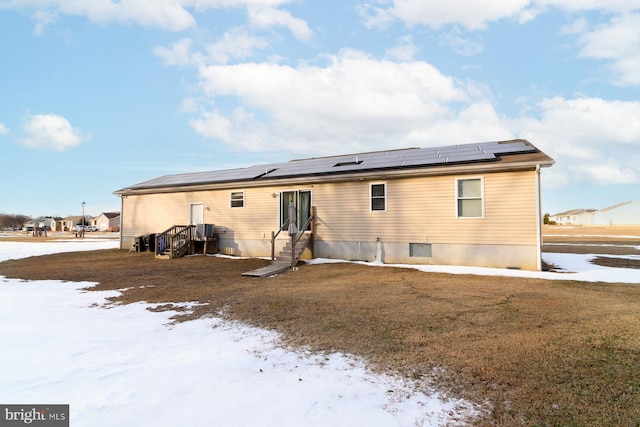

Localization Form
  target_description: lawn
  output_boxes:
[1,227,639,425]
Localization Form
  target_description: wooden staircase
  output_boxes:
[155,225,193,259]
[275,234,311,263]
[242,234,311,278]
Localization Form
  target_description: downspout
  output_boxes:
[118,194,124,250]
[535,165,542,271]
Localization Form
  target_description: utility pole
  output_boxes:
[81,201,86,238]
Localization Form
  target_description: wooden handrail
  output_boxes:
[271,218,290,260]
[155,225,194,259]
[290,212,314,267]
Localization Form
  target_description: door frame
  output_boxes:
[279,190,312,231]
[189,202,204,226]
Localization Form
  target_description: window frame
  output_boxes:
[230,191,245,209]
[370,182,387,212]
[456,177,484,218]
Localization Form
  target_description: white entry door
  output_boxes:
[190,203,204,225]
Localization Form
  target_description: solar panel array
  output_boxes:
[126,140,536,190]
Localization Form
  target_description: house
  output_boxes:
[594,201,640,226]
[549,208,597,226]
[23,216,56,231]
[114,139,554,270]
[52,216,83,232]
[93,212,121,231]
[550,201,640,227]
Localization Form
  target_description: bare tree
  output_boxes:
[0,214,31,230]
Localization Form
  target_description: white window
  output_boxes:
[456,178,483,218]
[230,191,244,208]
[370,183,386,211]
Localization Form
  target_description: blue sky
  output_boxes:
[1,0,639,218]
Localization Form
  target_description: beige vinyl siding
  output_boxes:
[122,169,539,257]
[312,169,538,246]
[123,187,283,241]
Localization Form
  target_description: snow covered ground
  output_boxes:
[0,240,637,427]
[318,250,639,284]
[0,240,474,427]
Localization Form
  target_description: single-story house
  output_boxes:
[550,201,640,227]
[93,212,121,231]
[594,201,640,226]
[549,208,597,226]
[52,216,83,232]
[114,139,554,270]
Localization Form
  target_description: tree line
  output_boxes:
[0,214,31,230]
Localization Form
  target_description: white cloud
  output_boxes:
[362,0,531,30]
[154,29,269,67]
[576,13,640,86]
[360,0,640,31]
[154,38,200,66]
[437,29,484,56]
[535,0,640,14]
[23,0,196,32]
[190,49,514,154]
[385,35,419,61]
[517,97,640,186]
[32,9,57,35]
[0,122,9,135]
[247,5,312,40]
[560,17,589,35]
[190,107,269,149]
[4,0,304,33]
[20,114,88,151]
[206,28,270,64]
[357,3,396,30]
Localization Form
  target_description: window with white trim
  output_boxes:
[230,191,245,208]
[370,183,386,211]
[456,178,483,218]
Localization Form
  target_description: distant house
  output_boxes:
[114,139,554,270]
[549,209,597,226]
[24,216,56,231]
[551,201,640,227]
[53,216,83,232]
[594,201,640,226]
[94,212,121,231]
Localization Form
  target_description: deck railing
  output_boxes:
[270,218,290,261]
[271,206,316,266]
[290,214,314,266]
[155,225,194,259]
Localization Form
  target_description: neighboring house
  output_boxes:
[94,212,121,231]
[549,209,597,226]
[594,201,640,226]
[53,216,83,232]
[114,139,554,270]
[550,201,640,227]
[23,216,56,231]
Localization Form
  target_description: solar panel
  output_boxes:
[124,139,538,189]
[483,142,535,154]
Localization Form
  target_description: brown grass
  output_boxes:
[1,228,639,426]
